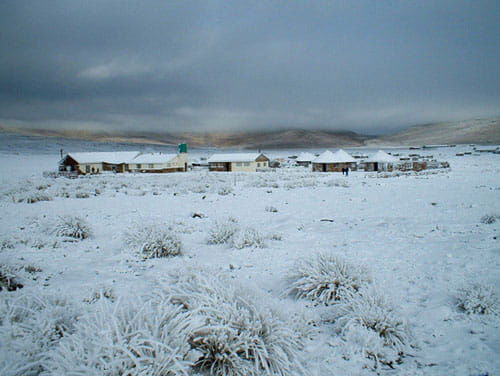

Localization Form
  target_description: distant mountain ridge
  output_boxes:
[1,117,499,148]
[0,127,372,149]
[367,117,500,146]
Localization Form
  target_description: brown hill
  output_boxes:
[368,117,500,146]
[0,126,371,149]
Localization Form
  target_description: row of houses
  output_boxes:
[295,149,446,172]
[59,145,445,176]
[59,144,188,175]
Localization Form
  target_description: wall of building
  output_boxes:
[312,162,357,172]
[78,163,104,174]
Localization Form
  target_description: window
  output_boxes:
[244,162,250,166]
[257,163,261,167]
[85,165,90,173]
[236,162,242,166]
[136,164,142,169]
[148,164,154,168]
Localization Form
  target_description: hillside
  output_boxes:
[1,117,499,148]
[0,126,371,149]
[368,117,500,146]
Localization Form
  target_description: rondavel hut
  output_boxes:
[296,152,316,167]
[362,150,399,172]
[312,149,357,172]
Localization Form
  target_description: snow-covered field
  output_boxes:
[0,139,499,376]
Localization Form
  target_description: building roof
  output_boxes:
[67,152,140,164]
[313,149,356,163]
[131,153,177,164]
[365,150,398,163]
[65,151,178,165]
[207,153,265,163]
[296,152,315,162]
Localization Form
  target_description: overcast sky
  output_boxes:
[0,1,499,135]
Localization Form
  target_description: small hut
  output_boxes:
[362,150,399,172]
[207,153,270,172]
[312,149,357,172]
[296,152,315,167]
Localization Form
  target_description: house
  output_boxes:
[207,153,270,172]
[361,150,399,172]
[128,152,187,173]
[59,144,188,175]
[295,152,315,167]
[312,149,357,172]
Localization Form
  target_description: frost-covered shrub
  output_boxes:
[165,270,306,376]
[267,232,283,241]
[45,297,192,376]
[0,292,81,376]
[191,184,208,193]
[231,228,266,249]
[52,215,91,239]
[480,214,499,224]
[207,219,240,245]
[325,179,349,188]
[0,264,23,291]
[265,205,278,213]
[456,283,499,315]
[332,288,413,368]
[125,224,182,258]
[74,192,90,199]
[217,185,233,196]
[25,192,53,204]
[287,253,371,305]
[83,286,117,304]
[0,236,16,251]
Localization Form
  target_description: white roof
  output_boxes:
[67,152,140,164]
[365,150,398,163]
[207,153,265,163]
[66,151,178,165]
[132,153,177,164]
[296,152,315,162]
[313,149,356,163]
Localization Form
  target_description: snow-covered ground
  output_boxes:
[0,138,499,376]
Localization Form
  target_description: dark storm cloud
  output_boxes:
[0,0,499,134]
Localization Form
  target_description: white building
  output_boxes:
[312,149,357,172]
[59,149,188,175]
[207,153,270,172]
[361,150,399,172]
[296,152,316,167]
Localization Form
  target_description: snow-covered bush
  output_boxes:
[456,283,499,315]
[25,192,53,204]
[207,219,240,245]
[325,179,349,188]
[480,214,499,224]
[0,292,81,376]
[265,205,278,213]
[231,227,266,249]
[267,232,283,241]
[217,185,233,196]
[125,224,182,258]
[332,288,413,368]
[165,270,307,376]
[0,264,23,291]
[45,297,192,376]
[83,286,117,304]
[191,184,208,193]
[52,215,91,239]
[74,192,90,199]
[287,253,371,305]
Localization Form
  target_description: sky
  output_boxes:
[0,1,499,135]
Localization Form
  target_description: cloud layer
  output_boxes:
[1,0,499,134]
